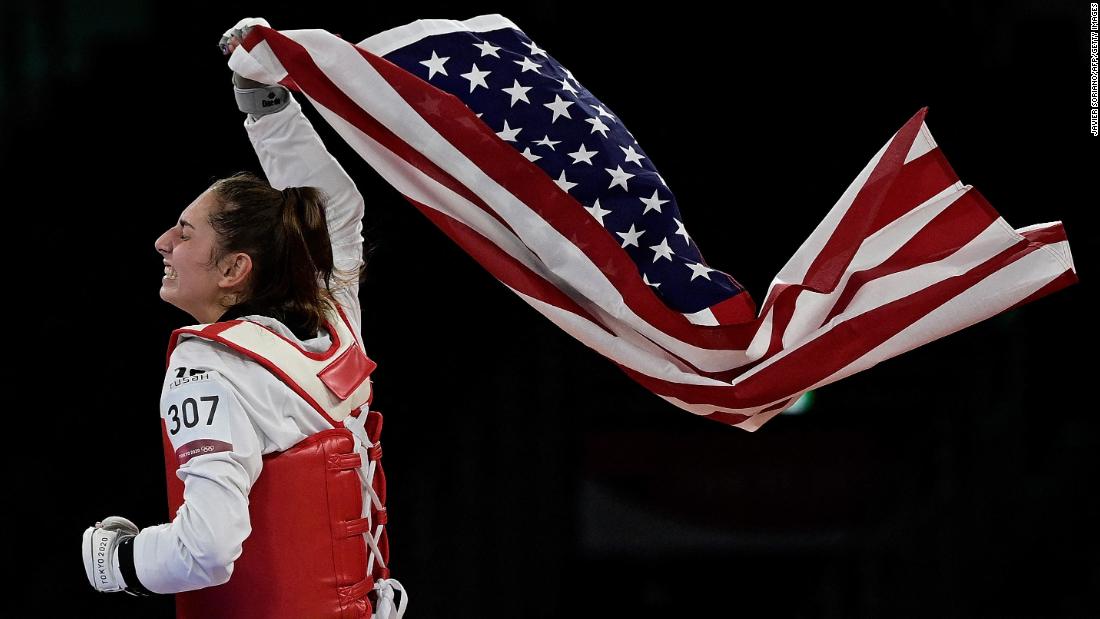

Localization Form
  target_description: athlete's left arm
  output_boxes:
[120,369,263,594]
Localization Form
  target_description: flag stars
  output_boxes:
[473,40,502,57]
[585,199,611,226]
[514,57,543,74]
[643,273,661,289]
[586,116,611,137]
[639,190,669,215]
[674,218,691,244]
[461,63,492,92]
[649,237,674,263]
[620,144,646,166]
[605,165,635,191]
[496,120,522,142]
[559,78,578,96]
[420,51,450,80]
[544,94,575,123]
[686,261,715,281]
[592,104,616,121]
[520,147,542,162]
[554,171,578,193]
[523,40,548,56]
[617,223,644,248]
[534,135,561,150]
[567,143,598,165]
[501,80,533,106]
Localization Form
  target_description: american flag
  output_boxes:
[230,15,1077,431]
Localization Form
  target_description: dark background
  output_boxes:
[4,1,1096,617]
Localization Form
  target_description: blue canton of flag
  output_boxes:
[377,22,747,320]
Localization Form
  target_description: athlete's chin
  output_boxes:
[158,285,183,311]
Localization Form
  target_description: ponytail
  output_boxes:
[207,172,367,336]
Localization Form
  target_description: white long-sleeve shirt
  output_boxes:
[133,94,368,593]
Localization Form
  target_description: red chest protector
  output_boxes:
[159,305,392,619]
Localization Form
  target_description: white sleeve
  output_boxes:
[243,95,366,337]
[132,369,263,593]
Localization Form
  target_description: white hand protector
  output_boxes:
[83,516,139,593]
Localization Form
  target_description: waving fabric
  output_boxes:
[229,14,1077,430]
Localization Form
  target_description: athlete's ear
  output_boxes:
[219,252,253,289]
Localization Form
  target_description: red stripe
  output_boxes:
[757,129,963,361]
[757,109,931,359]
[822,187,999,325]
[618,224,1074,414]
[408,193,615,337]
[803,108,928,293]
[245,26,763,352]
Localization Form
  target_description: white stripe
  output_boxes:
[683,307,718,326]
[1016,221,1076,273]
[904,121,938,164]
[358,14,521,56]
[781,182,970,347]
[812,239,1072,388]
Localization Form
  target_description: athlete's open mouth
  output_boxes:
[164,264,178,280]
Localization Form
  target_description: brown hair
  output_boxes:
[205,171,367,337]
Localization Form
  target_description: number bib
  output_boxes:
[161,369,234,465]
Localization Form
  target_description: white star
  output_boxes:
[643,273,661,289]
[461,63,491,92]
[420,51,450,80]
[586,116,611,137]
[495,120,521,142]
[620,144,646,166]
[585,199,611,226]
[605,165,635,191]
[473,40,502,57]
[649,237,674,263]
[514,57,542,74]
[501,79,533,107]
[559,78,578,95]
[567,143,598,165]
[674,218,691,244]
[554,170,578,193]
[520,147,541,162]
[543,94,574,123]
[534,135,561,150]
[524,40,548,56]
[639,190,669,215]
[686,262,715,281]
[616,223,644,248]
[592,104,616,121]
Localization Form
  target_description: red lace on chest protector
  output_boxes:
[160,314,390,619]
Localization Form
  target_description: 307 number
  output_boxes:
[167,396,220,435]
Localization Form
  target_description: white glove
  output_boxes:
[83,516,140,594]
[217,17,291,119]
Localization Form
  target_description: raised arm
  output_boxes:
[226,18,366,337]
[243,96,366,322]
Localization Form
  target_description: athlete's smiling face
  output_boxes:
[155,190,251,323]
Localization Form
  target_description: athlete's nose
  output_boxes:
[155,229,173,256]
